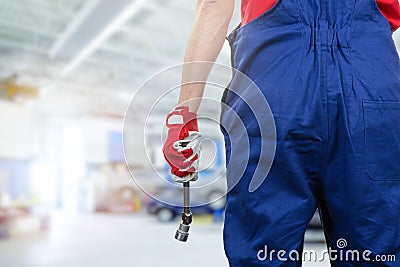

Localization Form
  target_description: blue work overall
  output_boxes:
[220,0,400,266]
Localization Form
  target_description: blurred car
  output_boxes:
[147,169,324,229]
[147,170,227,222]
[147,197,217,222]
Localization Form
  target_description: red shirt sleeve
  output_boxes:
[241,0,400,32]
[376,0,400,32]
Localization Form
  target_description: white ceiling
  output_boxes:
[0,0,238,119]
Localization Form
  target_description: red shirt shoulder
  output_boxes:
[376,0,400,32]
[241,0,277,26]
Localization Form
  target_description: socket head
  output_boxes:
[175,223,190,242]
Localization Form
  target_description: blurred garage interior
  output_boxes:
[0,0,399,266]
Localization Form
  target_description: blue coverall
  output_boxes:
[220,0,400,265]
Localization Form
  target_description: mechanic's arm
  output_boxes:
[178,0,235,112]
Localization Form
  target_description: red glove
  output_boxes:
[162,106,200,180]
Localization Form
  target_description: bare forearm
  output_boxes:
[178,0,234,112]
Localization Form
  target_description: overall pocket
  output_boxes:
[363,101,400,181]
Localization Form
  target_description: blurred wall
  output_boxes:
[0,101,34,160]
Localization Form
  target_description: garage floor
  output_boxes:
[0,213,329,267]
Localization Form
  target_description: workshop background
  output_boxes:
[0,0,399,266]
